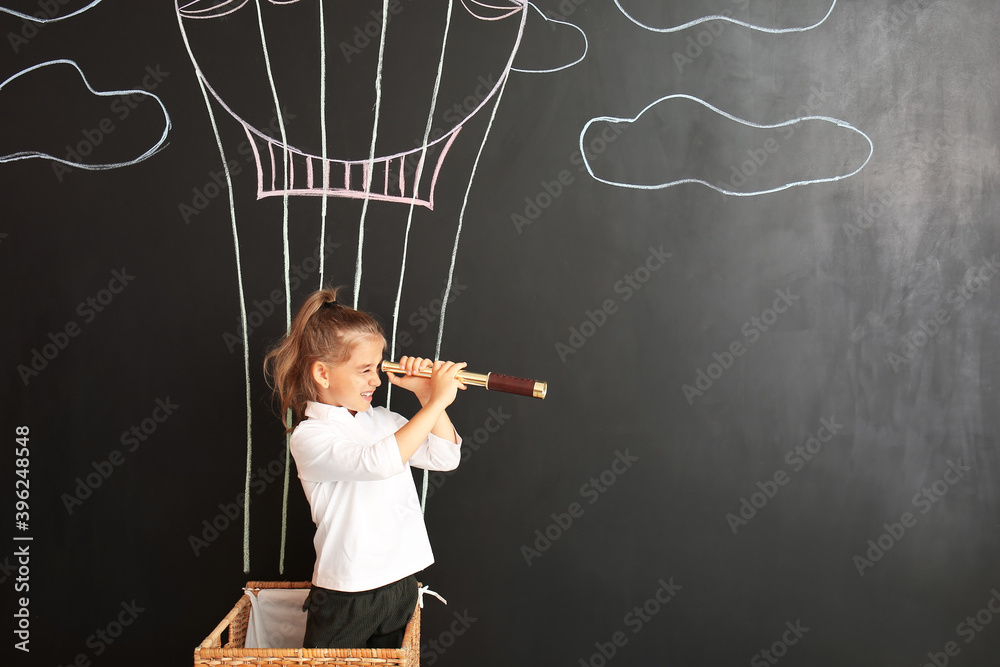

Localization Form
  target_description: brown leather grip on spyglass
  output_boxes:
[487,373,537,397]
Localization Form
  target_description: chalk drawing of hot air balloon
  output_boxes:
[177,0,542,209]
[175,0,587,571]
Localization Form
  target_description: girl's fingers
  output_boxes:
[396,357,466,377]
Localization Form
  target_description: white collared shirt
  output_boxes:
[290,401,461,591]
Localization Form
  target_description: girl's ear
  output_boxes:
[311,361,330,388]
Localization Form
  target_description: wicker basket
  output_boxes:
[194,581,420,667]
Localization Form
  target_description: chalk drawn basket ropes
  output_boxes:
[194,581,421,667]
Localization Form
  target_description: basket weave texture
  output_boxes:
[194,581,420,667]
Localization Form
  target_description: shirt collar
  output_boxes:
[304,401,368,423]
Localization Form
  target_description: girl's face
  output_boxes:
[315,337,384,414]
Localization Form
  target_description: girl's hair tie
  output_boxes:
[321,299,338,309]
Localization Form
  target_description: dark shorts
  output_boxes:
[301,575,419,649]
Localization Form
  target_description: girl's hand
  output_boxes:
[427,360,467,409]
[386,356,466,406]
[386,356,432,401]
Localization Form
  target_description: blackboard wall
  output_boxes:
[4,1,999,666]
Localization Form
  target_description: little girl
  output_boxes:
[264,287,467,649]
